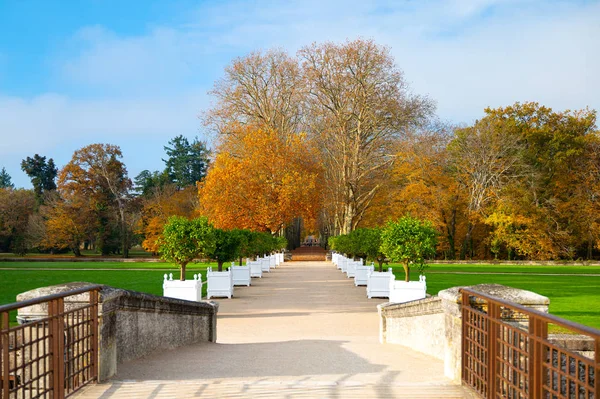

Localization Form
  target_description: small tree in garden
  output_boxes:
[159,216,215,281]
[233,229,253,265]
[206,228,242,271]
[276,236,288,251]
[381,216,438,281]
[330,234,352,257]
[354,227,387,272]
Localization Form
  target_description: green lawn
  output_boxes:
[0,261,212,270]
[0,262,219,324]
[1,261,599,331]
[386,263,600,331]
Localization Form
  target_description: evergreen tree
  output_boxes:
[21,154,57,201]
[163,135,210,188]
[0,167,14,189]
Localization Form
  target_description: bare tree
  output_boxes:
[299,38,434,234]
[448,119,524,258]
[203,49,306,139]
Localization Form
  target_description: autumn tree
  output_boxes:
[138,185,198,254]
[39,191,95,256]
[480,103,598,259]
[0,168,14,189]
[364,126,465,259]
[58,144,133,257]
[21,154,57,203]
[299,38,435,235]
[204,49,305,138]
[448,118,523,259]
[198,126,322,234]
[0,188,36,254]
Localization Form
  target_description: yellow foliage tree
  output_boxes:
[198,126,322,233]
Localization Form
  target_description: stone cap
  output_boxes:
[17,282,100,323]
[439,284,549,307]
[16,282,219,323]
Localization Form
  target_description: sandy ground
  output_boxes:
[74,261,470,398]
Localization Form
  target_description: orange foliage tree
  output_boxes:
[41,191,95,256]
[198,126,322,233]
[138,185,198,254]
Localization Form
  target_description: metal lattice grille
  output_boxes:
[461,289,600,399]
[1,286,100,399]
[463,305,490,396]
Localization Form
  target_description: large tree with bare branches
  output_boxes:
[298,38,434,234]
[204,49,306,139]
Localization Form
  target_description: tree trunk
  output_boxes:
[460,222,474,260]
[239,257,243,266]
[218,260,224,272]
[445,208,457,260]
[377,258,384,272]
[119,206,129,258]
[403,262,410,282]
[72,245,82,257]
[180,263,187,281]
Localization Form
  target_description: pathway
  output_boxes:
[74,261,470,398]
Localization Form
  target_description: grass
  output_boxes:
[0,261,225,324]
[1,261,599,331]
[0,248,155,258]
[0,261,212,269]
[386,263,600,331]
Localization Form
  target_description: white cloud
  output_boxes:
[1,0,598,187]
[0,91,210,187]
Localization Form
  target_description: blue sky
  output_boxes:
[1,0,598,188]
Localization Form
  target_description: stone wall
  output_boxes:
[378,297,445,359]
[378,284,550,382]
[17,282,219,382]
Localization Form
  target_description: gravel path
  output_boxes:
[74,261,470,398]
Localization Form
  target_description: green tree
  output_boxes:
[159,216,215,280]
[205,228,241,271]
[329,234,353,257]
[0,167,14,189]
[381,216,438,281]
[275,236,288,251]
[351,227,386,271]
[163,135,210,188]
[20,155,58,202]
[133,169,170,197]
[232,229,253,265]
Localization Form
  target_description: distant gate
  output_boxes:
[1,285,101,398]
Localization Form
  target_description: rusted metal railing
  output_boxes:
[461,288,600,399]
[1,285,101,399]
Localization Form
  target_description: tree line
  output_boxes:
[0,136,210,256]
[199,38,600,261]
[1,38,598,261]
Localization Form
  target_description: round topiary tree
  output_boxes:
[205,228,242,271]
[352,227,387,271]
[380,216,438,281]
[159,216,215,280]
